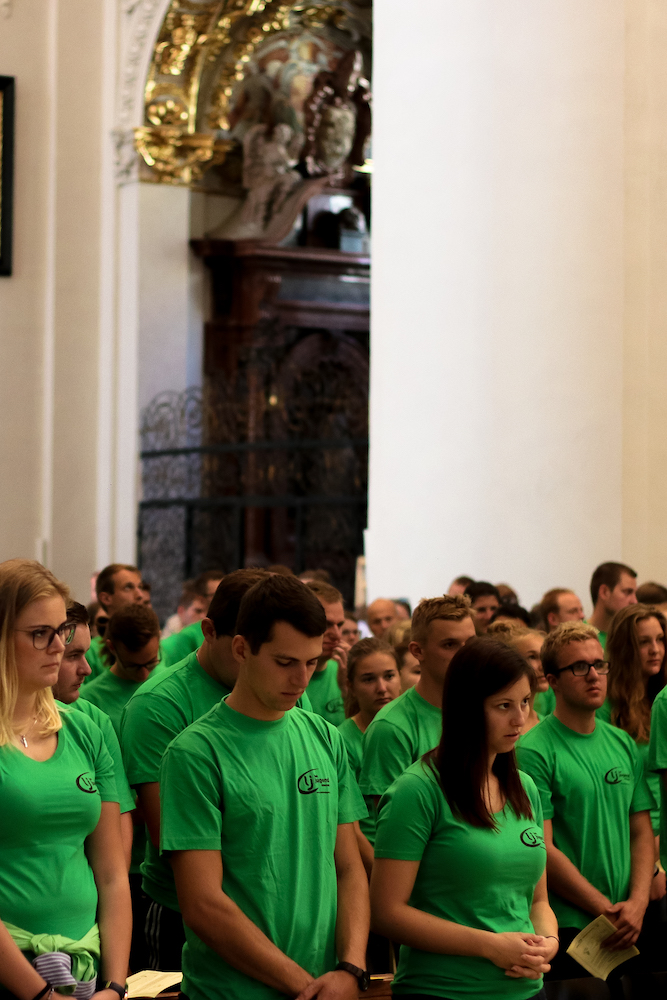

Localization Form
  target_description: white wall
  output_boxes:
[367,1,626,613]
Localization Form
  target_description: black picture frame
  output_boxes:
[0,76,15,276]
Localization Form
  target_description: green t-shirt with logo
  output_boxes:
[533,687,556,717]
[338,716,376,844]
[160,700,366,1000]
[517,713,653,929]
[58,698,134,814]
[120,651,232,911]
[160,621,203,668]
[84,634,110,683]
[374,760,545,1000]
[648,686,667,870]
[596,698,660,834]
[306,659,345,725]
[0,708,117,940]
[359,685,441,798]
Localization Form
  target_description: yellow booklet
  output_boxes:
[126,970,183,999]
[566,914,639,981]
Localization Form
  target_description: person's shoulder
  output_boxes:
[291,705,341,741]
[129,652,196,702]
[78,670,112,698]
[519,713,556,746]
[518,769,539,796]
[596,717,638,754]
[652,686,667,711]
[58,701,105,746]
[68,697,109,727]
[370,688,415,726]
[338,717,360,738]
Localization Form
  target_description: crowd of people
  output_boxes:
[0,555,666,1000]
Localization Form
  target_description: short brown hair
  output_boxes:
[590,562,636,606]
[107,603,160,652]
[411,594,472,646]
[636,581,667,605]
[66,602,90,627]
[540,588,574,629]
[306,580,343,606]
[541,621,600,678]
[387,619,411,648]
[207,569,270,636]
[96,563,139,599]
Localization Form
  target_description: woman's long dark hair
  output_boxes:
[429,636,536,829]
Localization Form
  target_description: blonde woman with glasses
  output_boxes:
[0,559,130,1000]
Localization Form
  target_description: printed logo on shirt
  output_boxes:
[297,768,331,795]
[76,772,98,794]
[520,827,545,849]
[326,698,344,714]
[604,767,631,785]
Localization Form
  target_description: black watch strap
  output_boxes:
[335,962,370,991]
[103,983,127,1000]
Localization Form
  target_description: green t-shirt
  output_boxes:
[306,659,345,725]
[160,621,203,668]
[0,709,117,939]
[338,717,376,844]
[596,699,660,834]
[80,669,147,737]
[59,698,134,814]
[84,634,110,683]
[517,713,653,929]
[533,687,556,717]
[120,651,232,910]
[374,761,545,1000]
[359,685,441,797]
[160,700,366,1000]
[648,686,667,869]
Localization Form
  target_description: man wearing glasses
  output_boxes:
[517,621,656,994]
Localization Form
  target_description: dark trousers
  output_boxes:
[129,872,151,973]
[145,897,187,971]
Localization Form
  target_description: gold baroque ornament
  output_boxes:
[134,125,233,184]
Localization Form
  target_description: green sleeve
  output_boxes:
[374,769,437,861]
[359,718,415,796]
[160,744,225,853]
[332,727,367,824]
[121,689,182,787]
[627,738,654,815]
[92,708,135,813]
[515,744,554,821]
[649,692,667,772]
[66,712,119,804]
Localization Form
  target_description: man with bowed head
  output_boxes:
[159,574,369,1000]
[517,622,657,995]
[85,563,145,681]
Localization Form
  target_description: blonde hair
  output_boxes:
[541,620,599,678]
[386,619,411,648]
[0,559,69,747]
[411,594,472,646]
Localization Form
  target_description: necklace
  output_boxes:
[18,716,38,748]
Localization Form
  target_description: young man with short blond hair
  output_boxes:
[359,594,475,801]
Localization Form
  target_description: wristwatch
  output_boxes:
[335,962,370,991]
[103,983,128,1000]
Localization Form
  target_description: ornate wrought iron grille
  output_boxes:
[138,325,369,623]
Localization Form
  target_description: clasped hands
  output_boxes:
[487,931,559,980]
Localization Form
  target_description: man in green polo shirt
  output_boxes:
[359,594,475,802]
[303,580,348,725]
[588,561,638,650]
[517,621,656,993]
[120,568,269,971]
[85,563,145,681]
[160,574,369,1000]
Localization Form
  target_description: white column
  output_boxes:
[367,1,626,613]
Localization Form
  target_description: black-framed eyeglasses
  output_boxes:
[15,622,76,650]
[556,659,610,677]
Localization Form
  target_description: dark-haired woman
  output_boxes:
[371,637,557,1000]
[603,604,666,902]
[338,638,401,874]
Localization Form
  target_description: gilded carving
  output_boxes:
[134,125,232,184]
